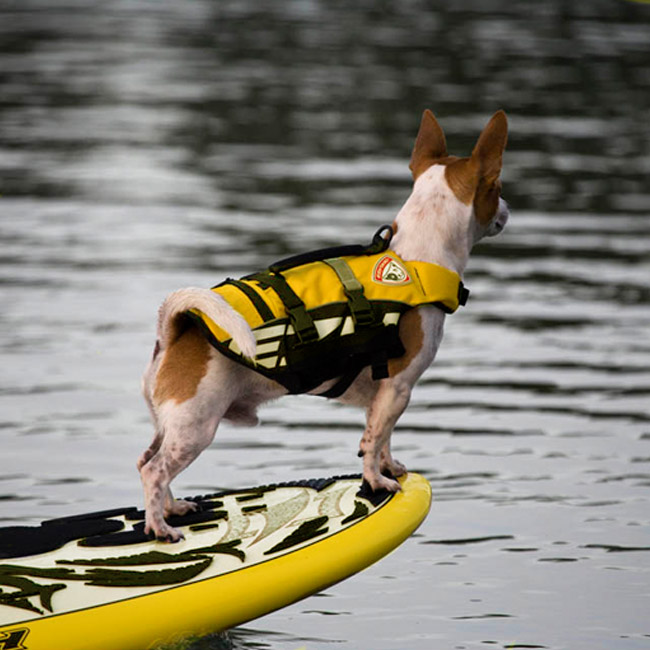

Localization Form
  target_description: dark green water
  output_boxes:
[1,1,649,648]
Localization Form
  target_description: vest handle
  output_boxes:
[268,225,394,274]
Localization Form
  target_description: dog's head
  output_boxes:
[403,110,509,260]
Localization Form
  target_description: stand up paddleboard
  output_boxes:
[0,472,431,650]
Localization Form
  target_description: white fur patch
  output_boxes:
[391,165,473,275]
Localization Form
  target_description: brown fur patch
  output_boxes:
[410,154,442,181]
[154,326,210,405]
[409,110,448,180]
[445,157,479,205]
[473,178,502,226]
[470,111,507,226]
[472,110,508,185]
[388,309,423,377]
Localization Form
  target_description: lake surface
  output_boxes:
[1,1,649,649]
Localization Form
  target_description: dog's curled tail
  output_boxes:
[156,287,257,360]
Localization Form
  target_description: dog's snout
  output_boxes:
[485,197,509,237]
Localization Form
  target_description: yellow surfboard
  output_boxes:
[0,473,431,650]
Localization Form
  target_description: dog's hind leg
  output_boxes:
[139,379,195,522]
[139,327,242,541]
[139,374,190,517]
[139,341,166,473]
[139,404,223,541]
[163,486,197,518]
[136,429,163,471]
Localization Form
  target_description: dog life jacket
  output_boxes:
[190,226,469,398]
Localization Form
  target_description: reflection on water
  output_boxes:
[1,1,649,649]
[2,0,649,217]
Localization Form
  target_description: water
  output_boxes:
[1,1,649,648]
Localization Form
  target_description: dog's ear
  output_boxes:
[409,109,448,180]
[471,110,508,184]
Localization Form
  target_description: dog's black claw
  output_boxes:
[156,532,184,543]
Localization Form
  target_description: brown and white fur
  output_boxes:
[138,110,510,541]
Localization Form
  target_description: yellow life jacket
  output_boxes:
[190,227,468,397]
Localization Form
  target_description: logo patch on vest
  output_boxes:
[372,255,411,285]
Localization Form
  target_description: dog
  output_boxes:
[138,109,509,542]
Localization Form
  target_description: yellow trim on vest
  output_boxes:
[194,250,462,346]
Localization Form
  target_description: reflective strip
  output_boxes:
[256,356,279,369]
[383,312,400,326]
[226,312,398,358]
[314,317,343,340]
[255,323,287,341]
[229,336,279,358]
[256,340,280,355]
[341,316,355,336]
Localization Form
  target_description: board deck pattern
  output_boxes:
[0,475,392,627]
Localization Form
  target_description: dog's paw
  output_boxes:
[145,521,185,543]
[363,472,402,493]
[164,498,199,518]
[158,529,185,544]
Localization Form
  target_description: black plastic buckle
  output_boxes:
[458,282,470,306]
[347,289,375,327]
[288,304,319,344]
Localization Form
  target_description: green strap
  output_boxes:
[324,257,375,327]
[250,271,318,344]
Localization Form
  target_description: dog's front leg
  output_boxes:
[359,379,411,492]
[380,441,408,478]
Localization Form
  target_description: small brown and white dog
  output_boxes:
[138,110,509,541]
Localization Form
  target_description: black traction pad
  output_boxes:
[0,474,393,559]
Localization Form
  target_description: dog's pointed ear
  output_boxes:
[471,110,508,184]
[409,109,448,180]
